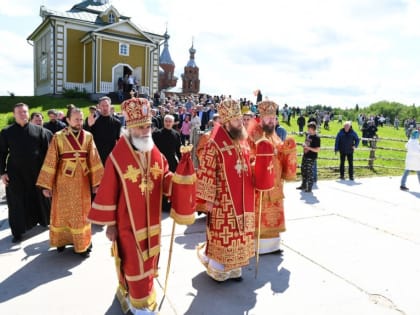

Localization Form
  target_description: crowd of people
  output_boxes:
[0,93,419,315]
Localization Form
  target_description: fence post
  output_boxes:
[368,137,377,170]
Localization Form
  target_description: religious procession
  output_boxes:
[0,93,299,315]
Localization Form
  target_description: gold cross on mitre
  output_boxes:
[73,152,81,158]
[123,165,141,183]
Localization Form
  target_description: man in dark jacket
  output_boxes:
[297,113,306,135]
[335,121,360,180]
[152,114,182,211]
[0,103,51,243]
[44,109,66,134]
[84,96,121,165]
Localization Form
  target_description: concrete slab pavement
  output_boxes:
[0,175,419,315]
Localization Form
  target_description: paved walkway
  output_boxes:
[0,176,419,315]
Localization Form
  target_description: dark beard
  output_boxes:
[227,124,246,140]
[262,124,275,134]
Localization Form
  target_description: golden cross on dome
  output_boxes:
[123,165,141,183]
[150,161,163,180]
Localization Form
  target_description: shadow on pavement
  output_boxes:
[0,239,87,304]
[104,294,125,315]
[184,254,290,315]
[0,225,48,254]
[299,191,320,204]
[175,216,206,250]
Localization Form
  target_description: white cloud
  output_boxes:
[0,0,419,108]
[0,30,34,96]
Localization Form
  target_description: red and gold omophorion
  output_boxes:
[249,123,297,252]
[196,124,255,279]
[36,127,103,252]
[88,135,173,312]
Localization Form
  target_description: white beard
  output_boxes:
[131,135,154,152]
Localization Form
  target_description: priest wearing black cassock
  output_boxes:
[152,114,182,211]
[84,96,121,165]
[0,103,51,243]
[152,114,182,172]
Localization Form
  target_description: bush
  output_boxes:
[63,87,88,99]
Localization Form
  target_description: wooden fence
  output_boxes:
[293,133,407,176]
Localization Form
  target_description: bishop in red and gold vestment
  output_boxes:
[196,99,256,282]
[36,107,103,256]
[248,100,297,254]
[88,97,195,315]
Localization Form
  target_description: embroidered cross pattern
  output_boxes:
[220,141,235,156]
[123,165,141,183]
[150,161,163,180]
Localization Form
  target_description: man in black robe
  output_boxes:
[43,109,66,134]
[84,96,121,165]
[152,114,182,211]
[0,103,51,243]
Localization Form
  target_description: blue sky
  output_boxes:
[1,0,420,109]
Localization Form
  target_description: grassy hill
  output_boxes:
[0,95,102,128]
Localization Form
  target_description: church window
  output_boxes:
[40,55,47,81]
[108,12,115,23]
[109,12,115,23]
[119,43,129,56]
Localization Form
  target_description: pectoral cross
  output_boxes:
[235,159,244,176]
[139,176,154,195]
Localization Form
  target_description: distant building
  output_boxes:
[159,30,178,91]
[160,38,202,99]
[27,0,165,99]
[182,42,200,94]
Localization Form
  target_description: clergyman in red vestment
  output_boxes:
[248,100,297,255]
[196,98,274,282]
[88,97,195,315]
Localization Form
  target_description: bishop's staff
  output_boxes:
[253,135,275,279]
[159,143,196,311]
